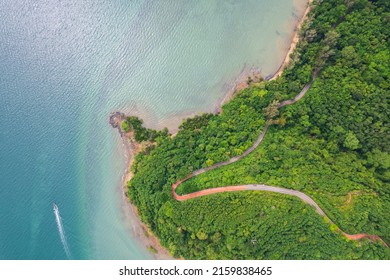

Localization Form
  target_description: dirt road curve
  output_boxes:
[172,72,389,248]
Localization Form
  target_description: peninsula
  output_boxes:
[113,0,390,259]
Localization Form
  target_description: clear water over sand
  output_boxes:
[0,0,306,259]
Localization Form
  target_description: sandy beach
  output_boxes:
[114,0,313,260]
[270,0,313,81]
[111,113,173,259]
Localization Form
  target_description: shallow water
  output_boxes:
[0,0,306,259]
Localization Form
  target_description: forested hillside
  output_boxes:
[125,0,390,259]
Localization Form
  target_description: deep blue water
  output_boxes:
[0,0,306,259]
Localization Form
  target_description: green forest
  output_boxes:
[125,0,390,259]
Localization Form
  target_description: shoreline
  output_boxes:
[111,0,312,260]
[215,0,313,110]
[110,112,173,259]
[269,0,313,81]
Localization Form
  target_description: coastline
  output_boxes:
[112,0,312,260]
[110,112,173,259]
[215,0,312,111]
[269,0,313,81]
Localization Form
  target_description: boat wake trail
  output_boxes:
[53,203,72,259]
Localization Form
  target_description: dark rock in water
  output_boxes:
[109,111,125,128]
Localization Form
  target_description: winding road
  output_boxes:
[172,72,389,248]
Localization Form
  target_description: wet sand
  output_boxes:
[270,0,313,81]
[111,113,173,259]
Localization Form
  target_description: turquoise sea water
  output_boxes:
[0,0,306,259]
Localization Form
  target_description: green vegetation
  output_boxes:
[125,0,390,259]
[147,246,158,254]
[122,116,170,142]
